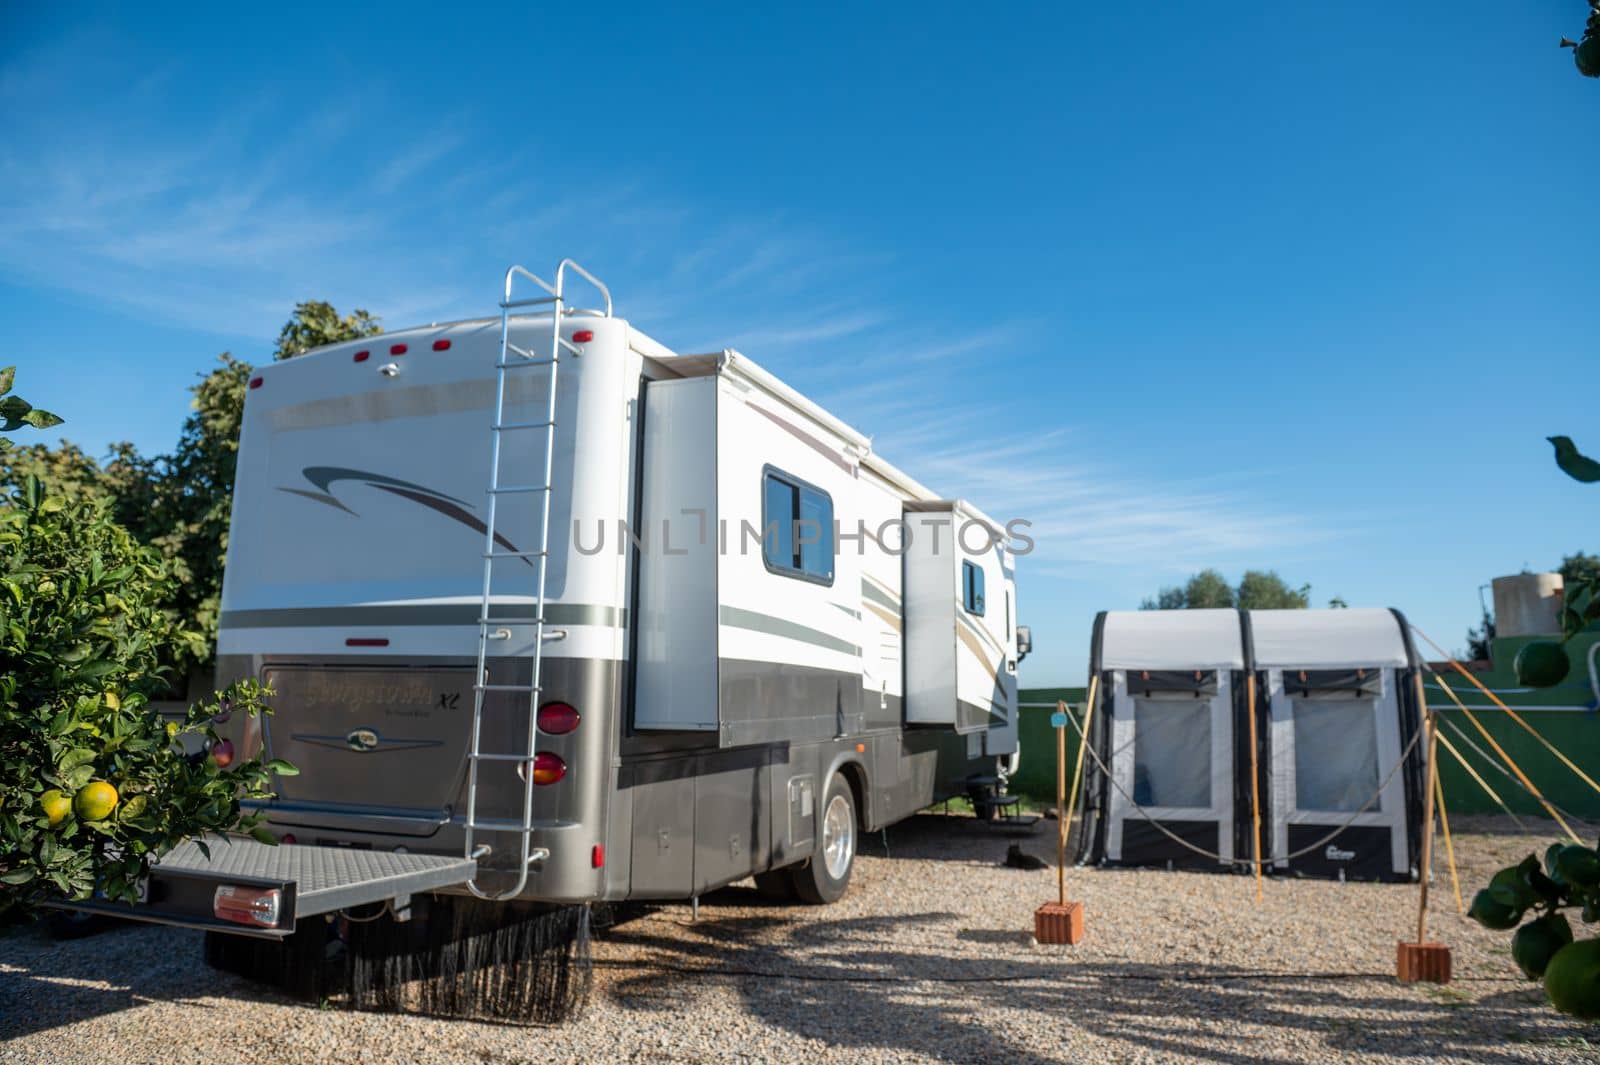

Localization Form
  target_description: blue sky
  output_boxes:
[2,2,1596,686]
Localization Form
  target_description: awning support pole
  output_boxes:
[1414,669,1439,945]
[1059,675,1099,905]
[1433,757,1464,915]
[1246,673,1264,903]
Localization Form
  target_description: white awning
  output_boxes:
[1248,608,1410,669]
[1100,609,1245,671]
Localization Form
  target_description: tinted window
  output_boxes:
[762,469,833,584]
[963,560,985,616]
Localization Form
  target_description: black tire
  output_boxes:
[791,773,857,904]
[752,869,799,901]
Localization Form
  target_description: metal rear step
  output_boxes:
[46,838,476,940]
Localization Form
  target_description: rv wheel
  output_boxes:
[792,773,857,904]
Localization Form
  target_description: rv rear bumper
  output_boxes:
[45,838,476,940]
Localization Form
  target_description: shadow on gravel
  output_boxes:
[0,919,279,1040]
[594,908,1572,1065]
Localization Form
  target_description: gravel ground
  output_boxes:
[3,813,1598,1064]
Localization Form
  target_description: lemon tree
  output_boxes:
[1470,843,1600,1019]
[0,372,293,915]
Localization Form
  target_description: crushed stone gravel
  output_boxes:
[3,813,1598,1064]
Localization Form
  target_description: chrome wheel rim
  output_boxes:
[822,793,855,880]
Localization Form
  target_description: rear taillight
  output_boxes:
[432,338,451,351]
[572,329,594,343]
[353,350,370,362]
[520,752,566,786]
[214,885,282,928]
[537,702,580,735]
[390,343,408,355]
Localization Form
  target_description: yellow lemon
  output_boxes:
[40,789,73,826]
[73,781,119,822]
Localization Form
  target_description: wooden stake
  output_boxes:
[1246,672,1264,903]
[1414,673,1438,946]
[1056,700,1067,906]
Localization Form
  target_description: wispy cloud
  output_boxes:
[0,29,1345,583]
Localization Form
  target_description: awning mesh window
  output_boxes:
[1133,696,1212,808]
[1292,698,1379,812]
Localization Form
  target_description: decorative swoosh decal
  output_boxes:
[276,465,532,565]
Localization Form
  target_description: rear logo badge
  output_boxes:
[346,728,381,752]
[291,729,445,754]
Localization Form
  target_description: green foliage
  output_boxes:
[1560,552,1600,587]
[0,302,382,674]
[144,353,255,658]
[0,476,291,914]
[1140,568,1317,611]
[274,299,382,361]
[1236,569,1311,609]
[0,367,62,447]
[1471,842,1600,1018]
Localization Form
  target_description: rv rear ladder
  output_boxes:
[462,259,611,901]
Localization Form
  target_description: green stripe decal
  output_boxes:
[719,606,861,657]
[859,579,900,613]
[220,603,626,629]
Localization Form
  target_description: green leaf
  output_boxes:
[247,827,280,846]
[0,366,14,397]
[262,758,299,776]
[57,748,97,773]
[22,408,62,429]
[0,867,35,885]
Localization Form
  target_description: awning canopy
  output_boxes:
[1248,608,1410,669]
[1100,609,1245,671]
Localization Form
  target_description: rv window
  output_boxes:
[962,560,986,616]
[761,469,834,584]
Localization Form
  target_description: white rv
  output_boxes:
[72,261,1030,935]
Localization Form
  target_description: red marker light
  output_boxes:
[537,702,580,735]
[249,377,263,389]
[280,833,297,845]
[390,343,408,355]
[591,844,605,869]
[524,752,566,786]
[432,339,451,351]
[353,350,370,362]
[572,330,594,343]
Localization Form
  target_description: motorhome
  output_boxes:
[79,259,1031,938]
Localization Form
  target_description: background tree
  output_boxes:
[1559,551,1600,586]
[1141,568,1319,610]
[0,302,381,679]
[274,300,381,360]
[0,370,290,916]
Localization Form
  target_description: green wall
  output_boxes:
[1426,632,1600,819]
[1014,687,1086,801]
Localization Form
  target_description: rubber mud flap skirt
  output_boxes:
[44,839,476,939]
